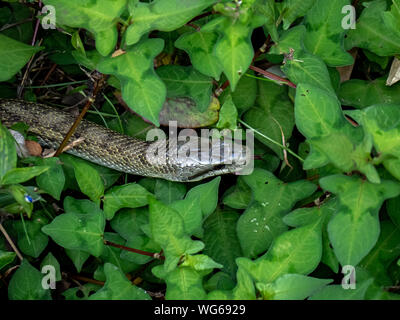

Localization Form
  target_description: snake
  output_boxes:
[0,99,249,182]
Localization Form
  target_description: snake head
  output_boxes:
[147,135,253,182]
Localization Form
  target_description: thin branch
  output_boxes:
[249,65,297,88]
[104,240,165,260]
[0,223,23,261]
[53,74,106,157]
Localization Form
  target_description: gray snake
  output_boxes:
[0,99,250,182]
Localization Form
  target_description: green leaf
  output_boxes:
[148,197,204,272]
[212,19,254,90]
[14,211,49,258]
[320,174,400,266]
[0,34,43,81]
[43,0,127,56]
[157,65,213,112]
[303,0,353,66]
[169,197,202,236]
[181,254,223,271]
[1,166,49,185]
[175,29,223,79]
[0,250,16,270]
[282,52,334,93]
[153,265,207,300]
[0,122,17,180]
[63,283,101,300]
[295,83,379,183]
[309,278,374,300]
[345,0,400,56]
[222,176,252,210]
[359,104,400,181]
[8,259,52,300]
[204,272,235,292]
[35,157,65,200]
[387,196,400,227]
[203,209,243,279]
[257,274,332,300]
[65,249,90,273]
[284,198,339,273]
[97,38,166,126]
[382,0,400,39]
[269,25,306,56]
[185,176,220,218]
[159,96,219,128]
[237,220,322,283]
[154,179,186,204]
[126,0,215,45]
[254,0,278,42]
[110,207,149,241]
[89,263,150,300]
[339,78,400,109]
[40,252,61,282]
[223,70,258,115]
[103,183,152,220]
[280,0,317,30]
[243,80,294,158]
[68,157,104,202]
[42,198,105,257]
[360,220,400,285]
[216,95,238,130]
[237,168,317,258]
[8,184,33,217]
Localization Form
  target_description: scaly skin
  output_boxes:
[0,99,248,182]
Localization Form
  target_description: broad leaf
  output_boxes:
[175,29,223,79]
[345,0,400,56]
[0,34,43,81]
[89,263,150,300]
[148,197,204,272]
[243,80,294,158]
[103,183,152,220]
[42,198,105,257]
[303,0,353,66]
[203,209,243,279]
[43,0,127,56]
[257,274,332,300]
[152,265,207,300]
[279,0,317,30]
[8,260,52,300]
[237,220,322,283]
[237,168,317,258]
[157,65,213,112]
[359,104,400,181]
[320,174,400,266]
[0,122,17,180]
[97,38,166,126]
[339,78,400,109]
[126,0,215,45]
[295,83,379,183]
[1,166,49,186]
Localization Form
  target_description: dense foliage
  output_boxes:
[1,0,400,300]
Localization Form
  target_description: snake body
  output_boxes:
[0,99,248,182]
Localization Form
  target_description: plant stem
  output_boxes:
[238,119,304,162]
[104,240,165,260]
